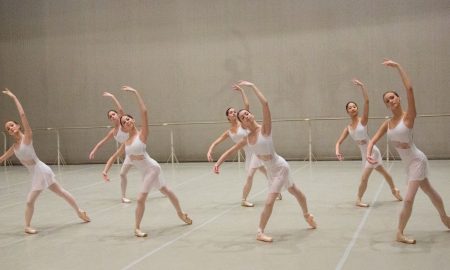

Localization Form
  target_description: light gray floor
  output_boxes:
[0,160,449,270]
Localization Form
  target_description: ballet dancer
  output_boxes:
[88,91,132,203]
[214,81,316,242]
[207,84,272,207]
[1,89,90,234]
[335,79,402,207]
[367,59,450,244]
[102,86,192,237]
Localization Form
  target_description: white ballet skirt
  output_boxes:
[125,135,166,193]
[347,121,382,169]
[14,141,56,191]
[228,126,264,174]
[388,119,429,181]
[114,126,132,166]
[247,131,293,193]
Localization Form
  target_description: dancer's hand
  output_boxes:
[122,86,137,93]
[352,79,364,87]
[89,150,96,160]
[232,84,244,92]
[102,171,110,182]
[336,152,344,161]
[237,80,255,87]
[366,154,377,165]
[207,151,213,162]
[213,164,220,174]
[382,59,399,68]
[102,91,114,98]
[2,88,15,98]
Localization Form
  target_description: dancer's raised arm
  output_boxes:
[3,89,32,144]
[232,84,250,111]
[122,86,148,142]
[352,79,369,126]
[383,59,416,127]
[103,91,125,116]
[238,81,271,135]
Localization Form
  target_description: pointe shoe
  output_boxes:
[241,200,254,207]
[356,200,369,207]
[392,188,403,201]
[396,233,416,244]
[277,194,282,200]
[25,227,37,234]
[179,213,193,225]
[78,210,91,222]
[256,232,273,242]
[121,197,131,203]
[134,229,148,237]
[304,214,317,229]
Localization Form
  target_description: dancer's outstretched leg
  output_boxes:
[287,184,317,229]
[160,186,192,225]
[48,182,90,222]
[375,166,402,201]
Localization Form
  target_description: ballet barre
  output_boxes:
[1,113,449,168]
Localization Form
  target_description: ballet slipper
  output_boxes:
[304,213,317,229]
[396,233,416,244]
[78,210,91,222]
[25,227,37,234]
[256,232,273,242]
[134,229,148,237]
[121,197,131,203]
[392,188,403,201]
[241,200,254,207]
[277,194,282,200]
[356,199,369,208]
[179,212,193,225]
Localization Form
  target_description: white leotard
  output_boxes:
[247,130,293,193]
[125,135,165,192]
[114,126,129,144]
[348,120,382,168]
[14,140,56,191]
[387,118,428,181]
[114,126,132,165]
[227,126,263,173]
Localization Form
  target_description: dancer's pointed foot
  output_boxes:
[77,210,91,222]
[304,213,317,229]
[392,188,403,201]
[396,232,416,244]
[121,197,131,203]
[356,199,369,207]
[134,228,148,237]
[25,227,37,234]
[440,215,450,229]
[241,200,254,207]
[256,231,273,242]
[178,212,193,225]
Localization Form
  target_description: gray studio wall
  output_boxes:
[0,0,449,164]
